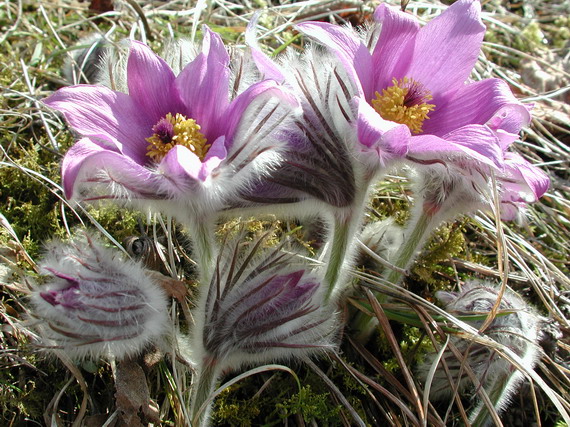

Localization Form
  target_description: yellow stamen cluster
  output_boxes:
[371,77,435,134]
[146,113,210,162]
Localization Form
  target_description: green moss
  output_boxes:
[276,385,341,424]
[0,142,66,258]
[214,388,261,427]
[551,17,570,48]
[84,205,140,243]
[412,221,467,286]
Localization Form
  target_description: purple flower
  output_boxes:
[31,232,169,360]
[240,21,410,210]
[296,0,529,173]
[44,27,296,216]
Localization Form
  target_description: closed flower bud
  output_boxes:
[31,232,170,360]
[192,234,339,371]
[417,281,542,424]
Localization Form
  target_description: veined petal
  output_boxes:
[62,138,170,200]
[245,13,286,82]
[407,0,485,98]
[502,152,549,200]
[44,86,149,164]
[295,22,372,96]
[372,4,419,92]
[223,80,297,144]
[127,41,183,123]
[355,96,410,156]
[409,125,502,169]
[176,26,230,141]
[422,79,531,137]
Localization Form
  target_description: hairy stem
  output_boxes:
[324,213,353,301]
[354,207,436,342]
[383,208,435,286]
[188,217,217,284]
[190,358,220,427]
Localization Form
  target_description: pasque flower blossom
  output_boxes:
[44,27,296,217]
[241,20,411,297]
[296,0,529,166]
[31,232,169,360]
[241,16,410,210]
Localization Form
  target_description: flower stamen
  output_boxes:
[371,77,435,134]
[146,113,210,161]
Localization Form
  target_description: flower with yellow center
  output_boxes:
[371,77,435,134]
[146,113,210,162]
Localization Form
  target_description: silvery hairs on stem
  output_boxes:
[417,280,543,424]
[188,227,341,372]
[30,231,170,360]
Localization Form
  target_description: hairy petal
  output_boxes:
[127,41,182,123]
[409,125,503,169]
[44,86,149,164]
[407,0,485,98]
[62,138,171,200]
[245,13,286,82]
[223,80,297,145]
[295,22,372,96]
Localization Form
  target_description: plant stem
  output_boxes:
[324,213,353,301]
[470,372,512,427]
[188,217,216,284]
[353,208,436,342]
[190,358,220,427]
[383,208,435,286]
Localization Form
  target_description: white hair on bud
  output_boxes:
[30,231,171,360]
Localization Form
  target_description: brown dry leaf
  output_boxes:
[149,271,189,301]
[114,358,160,426]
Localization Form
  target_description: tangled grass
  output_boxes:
[1,0,569,425]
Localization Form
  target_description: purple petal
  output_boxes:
[487,103,532,150]
[62,138,173,199]
[422,79,531,137]
[176,26,230,141]
[44,86,149,164]
[372,4,420,92]
[409,125,502,169]
[246,13,286,82]
[407,0,485,98]
[62,138,112,198]
[223,80,297,145]
[160,144,204,184]
[501,152,549,201]
[127,41,183,123]
[199,136,227,181]
[355,97,410,157]
[295,22,372,96]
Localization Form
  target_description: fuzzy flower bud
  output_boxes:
[30,232,170,360]
[417,281,542,424]
[187,231,339,426]
[192,235,339,371]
